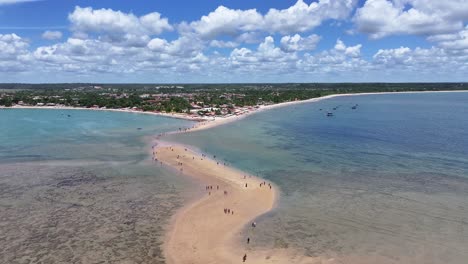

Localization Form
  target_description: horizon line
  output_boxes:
[0,82,467,85]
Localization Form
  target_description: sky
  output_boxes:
[0,0,467,83]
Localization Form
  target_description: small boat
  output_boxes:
[351,105,357,109]
[327,112,334,117]
[137,127,142,130]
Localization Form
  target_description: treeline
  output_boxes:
[1,83,466,112]
[0,82,466,91]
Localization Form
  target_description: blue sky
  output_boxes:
[0,0,467,83]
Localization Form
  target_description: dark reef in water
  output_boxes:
[0,163,186,263]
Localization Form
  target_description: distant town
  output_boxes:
[0,83,466,118]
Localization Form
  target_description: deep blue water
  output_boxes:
[169,92,468,264]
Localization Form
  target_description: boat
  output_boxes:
[327,112,334,116]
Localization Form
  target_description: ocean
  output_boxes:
[0,109,195,263]
[167,92,468,264]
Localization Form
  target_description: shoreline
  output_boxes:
[153,89,468,263]
[3,105,204,122]
[183,90,468,133]
[5,89,466,263]
[4,90,467,133]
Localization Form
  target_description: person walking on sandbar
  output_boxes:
[243,254,247,262]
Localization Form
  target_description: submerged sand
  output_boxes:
[155,144,324,264]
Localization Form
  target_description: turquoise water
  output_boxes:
[168,92,468,264]
[0,109,191,163]
[0,109,195,263]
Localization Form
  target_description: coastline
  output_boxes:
[3,105,204,122]
[152,89,468,263]
[4,89,466,263]
[4,90,468,133]
[160,90,468,133]
[2,90,467,263]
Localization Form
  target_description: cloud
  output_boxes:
[2,1,467,82]
[188,0,357,40]
[139,12,174,35]
[230,36,297,66]
[0,33,29,59]
[210,40,239,48]
[0,34,31,72]
[42,30,62,40]
[431,26,468,51]
[300,39,365,70]
[370,46,468,81]
[373,46,412,64]
[280,34,321,52]
[68,6,173,45]
[334,39,362,57]
[264,0,357,35]
[147,36,204,57]
[189,6,263,39]
[0,0,40,5]
[354,0,468,39]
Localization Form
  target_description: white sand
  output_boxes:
[156,144,323,264]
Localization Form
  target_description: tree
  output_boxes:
[0,97,13,107]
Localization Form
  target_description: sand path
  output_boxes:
[155,145,320,264]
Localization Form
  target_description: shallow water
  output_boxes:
[168,92,468,264]
[0,109,195,263]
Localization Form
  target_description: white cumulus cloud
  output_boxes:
[264,0,357,34]
[354,0,468,39]
[334,39,362,57]
[0,33,31,72]
[68,6,173,45]
[434,26,468,51]
[280,34,321,52]
[188,0,357,40]
[42,30,63,40]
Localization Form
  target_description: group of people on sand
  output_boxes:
[223,208,234,215]
[260,181,272,189]
[206,185,217,195]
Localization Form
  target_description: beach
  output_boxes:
[4,90,468,263]
[155,144,322,264]
[160,90,468,133]
[6,90,467,134]
[163,91,468,264]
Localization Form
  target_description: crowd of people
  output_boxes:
[152,143,275,262]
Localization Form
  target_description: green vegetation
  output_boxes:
[0,83,466,116]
